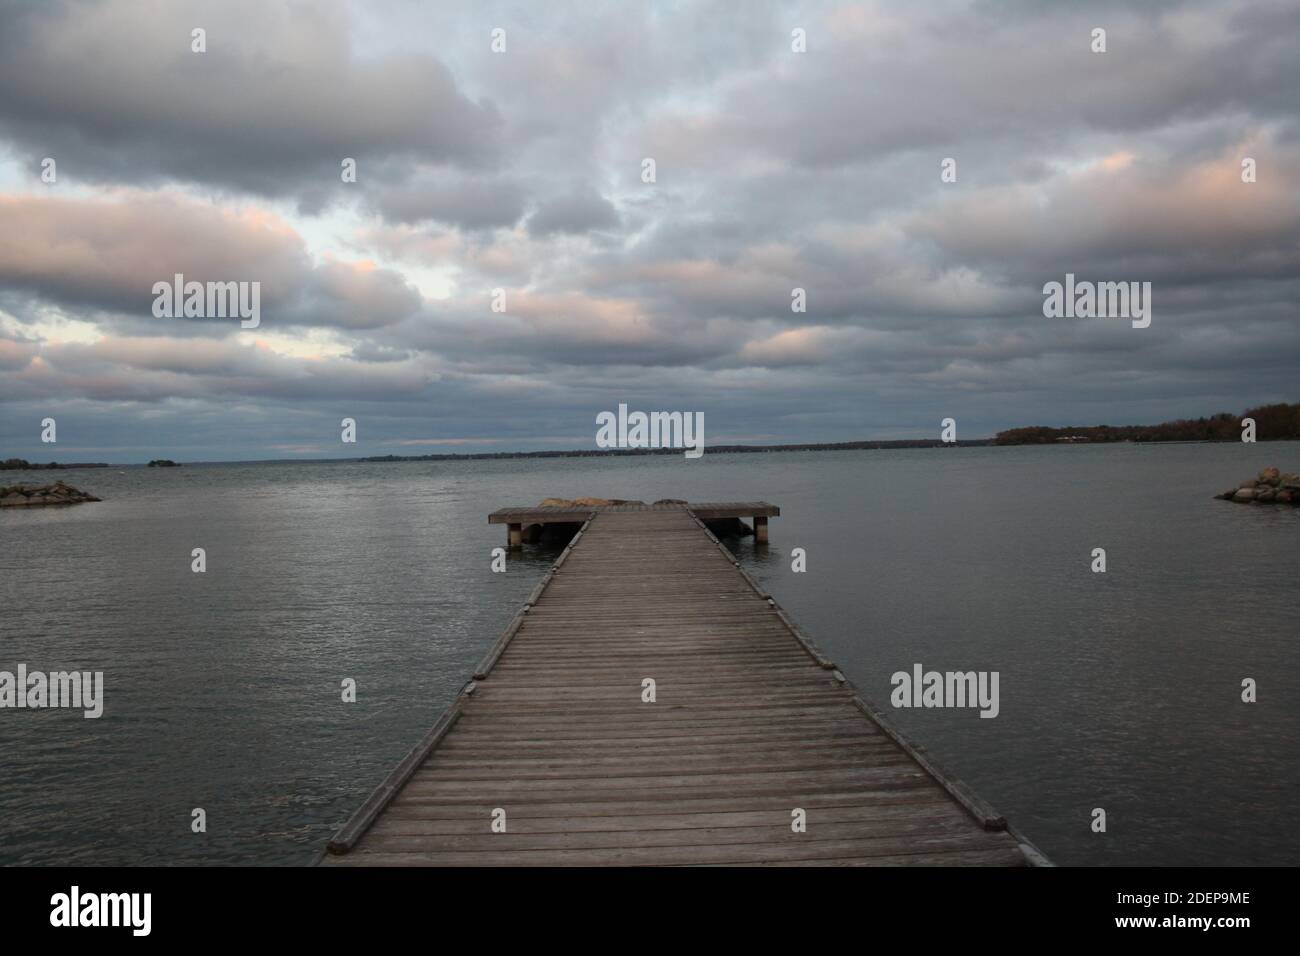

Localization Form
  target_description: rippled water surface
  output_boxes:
[2,443,1297,865]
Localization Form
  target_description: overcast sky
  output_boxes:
[1,0,1297,462]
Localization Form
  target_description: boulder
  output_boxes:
[537,497,645,508]
[0,482,99,506]
[1220,467,1300,505]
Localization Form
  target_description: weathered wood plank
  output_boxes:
[321,506,1035,866]
[359,817,987,853]
[324,831,1018,867]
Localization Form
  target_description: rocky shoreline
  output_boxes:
[0,481,101,507]
[1215,467,1300,505]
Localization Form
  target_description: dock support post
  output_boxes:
[507,523,522,549]
[754,516,768,543]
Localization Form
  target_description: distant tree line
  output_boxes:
[994,402,1300,445]
[1,458,109,470]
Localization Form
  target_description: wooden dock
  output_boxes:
[489,500,781,546]
[322,503,1045,866]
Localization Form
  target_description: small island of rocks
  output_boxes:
[1215,467,1300,505]
[1,481,102,507]
[147,459,181,467]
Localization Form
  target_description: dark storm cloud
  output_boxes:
[686,1,1300,171]
[0,0,502,199]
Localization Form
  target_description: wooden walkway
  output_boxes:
[322,505,1044,866]
[487,501,781,524]
[489,501,780,546]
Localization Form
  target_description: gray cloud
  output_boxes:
[371,175,527,231]
[0,0,503,200]
[1,0,1298,461]
[526,190,620,237]
[0,193,422,330]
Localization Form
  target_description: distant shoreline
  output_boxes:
[353,434,1291,463]
[357,438,993,462]
[0,460,109,470]
[6,436,1300,469]
[3,399,1295,467]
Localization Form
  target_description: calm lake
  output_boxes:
[2,442,1297,865]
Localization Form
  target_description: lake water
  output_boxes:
[2,442,1297,866]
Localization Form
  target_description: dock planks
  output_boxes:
[487,500,780,524]
[322,505,1038,866]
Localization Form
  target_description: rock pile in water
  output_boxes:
[1215,467,1300,505]
[0,481,102,507]
[537,497,645,507]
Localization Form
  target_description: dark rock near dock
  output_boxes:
[0,480,101,507]
[704,517,754,538]
[1217,468,1300,506]
[522,498,661,545]
[524,498,630,546]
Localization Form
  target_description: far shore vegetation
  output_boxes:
[992,402,1299,445]
[2,458,108,470]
